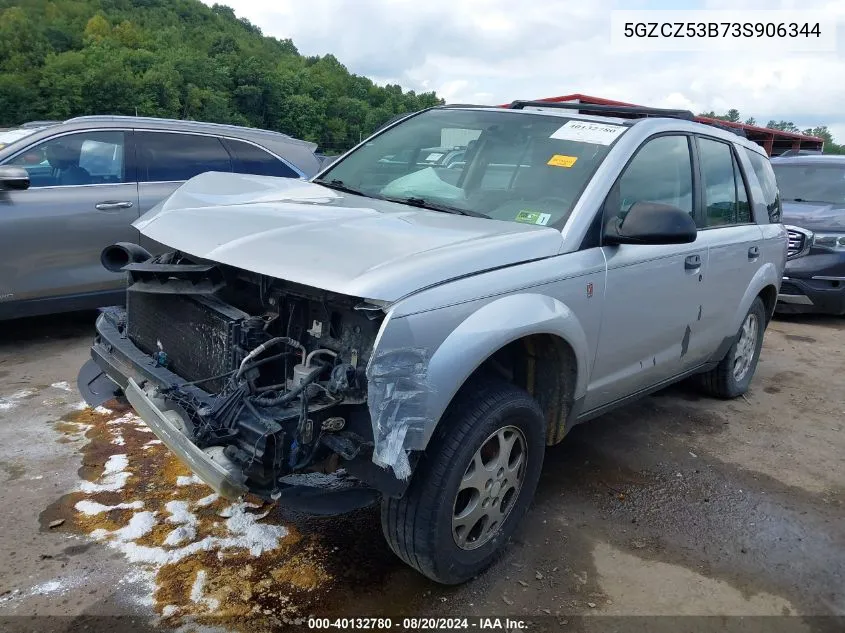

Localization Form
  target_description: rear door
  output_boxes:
[692,136,764,354]
[134,131,233,253]
[0,129,138,304]
[585,134,709,411]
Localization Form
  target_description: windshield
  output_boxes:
[319,109,625,227]
[772,163,845,204]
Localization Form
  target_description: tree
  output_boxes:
[0,0,444,153]
[766,120,800,133]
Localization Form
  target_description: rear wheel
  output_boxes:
[381,379,545,584]
[699,297,766,398]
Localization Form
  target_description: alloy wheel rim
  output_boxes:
[733,313,759,382]
[452,425,527,551]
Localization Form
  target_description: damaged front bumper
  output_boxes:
[123,377,248,500]
[78,309,406,508]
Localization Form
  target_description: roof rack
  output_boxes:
[506,100,695,121]
[62,115,296,140]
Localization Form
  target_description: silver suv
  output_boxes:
[77,102,787,584]
[0,116,322,319]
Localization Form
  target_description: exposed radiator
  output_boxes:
[126,291,250,392]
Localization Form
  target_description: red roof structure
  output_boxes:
[505,93,823,156]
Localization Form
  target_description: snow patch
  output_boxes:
[93,511,156,542]
[75,500,144,515]
[176,474,204,486]
[102,502,287,565]
[94,405,113,414]
[195,493,218,507]
[165,500,198,527]
[163,525,197,546]
[0,389,37,411]
[142,439,163,450]
[189,569,220,610]
[79,454,130,493]
[51,381,73,392]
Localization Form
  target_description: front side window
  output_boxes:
[606,135,693,224]
[319,109,624,228]
[136,132,231,183]
[5,131,125,188]
[771,161,845,206]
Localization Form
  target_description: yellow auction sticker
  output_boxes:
[547,154,578,168]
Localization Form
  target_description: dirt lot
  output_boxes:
[0,311,843,632]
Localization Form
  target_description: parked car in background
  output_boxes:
[0,116,322,319]
[772,155,845,315]
[0,121,62,150]
[79,101,785,585]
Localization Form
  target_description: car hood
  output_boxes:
[134,172,564,302]
[782,201,845,232]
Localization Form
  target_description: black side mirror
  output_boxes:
[0,166,30,191]
[604,201,697,245]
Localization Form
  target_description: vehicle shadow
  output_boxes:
[0,310,99,347]
[771,312,845,329]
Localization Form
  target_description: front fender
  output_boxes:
[427,292,589,428]
[366,292,589,479]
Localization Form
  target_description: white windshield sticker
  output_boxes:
[550,120,626,145]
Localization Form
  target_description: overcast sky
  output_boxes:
[203,0,845,142]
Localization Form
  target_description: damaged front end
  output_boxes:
[79,248,408,507]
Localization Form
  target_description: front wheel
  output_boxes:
[381,379,545,584]
[698,296,766,398]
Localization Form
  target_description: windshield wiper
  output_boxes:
[312,178,374,199]
[383,195,488,218]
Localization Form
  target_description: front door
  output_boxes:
[0,130,138,305]
[585,134,709,411]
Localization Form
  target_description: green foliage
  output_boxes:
[0,0,443,152]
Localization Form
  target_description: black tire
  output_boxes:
[381,378,545,584]
[699,296,766,399]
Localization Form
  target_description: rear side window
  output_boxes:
[136,132,232,182]
[746,149,782,222]
[698,137,752,227]
[223,138,300,178]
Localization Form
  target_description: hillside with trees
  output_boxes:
[0,0,442,153]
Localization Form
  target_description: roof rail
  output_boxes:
[62,115,296,139]
[506,100,695,121]
[702,121,747,138]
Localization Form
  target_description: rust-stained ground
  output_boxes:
[0,311,843,633]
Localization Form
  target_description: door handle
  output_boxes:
[748,246,760,259]
[684,254,701,270]
[95,201,133,211]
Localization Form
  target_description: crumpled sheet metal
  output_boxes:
[366,347,434,480]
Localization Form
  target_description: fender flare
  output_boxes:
[733,262,780,332]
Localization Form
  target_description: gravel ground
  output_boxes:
[0,310,842,632]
